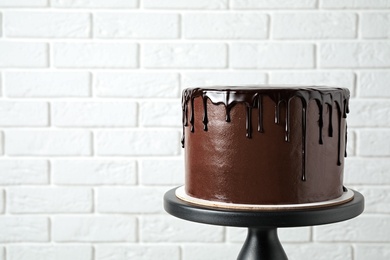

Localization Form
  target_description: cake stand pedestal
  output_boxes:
[164,188,364,260]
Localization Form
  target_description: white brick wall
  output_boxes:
[0,42,48,68]
[183,13,269,39]
[7,245,92,260]
[5,130,91,156]
[0,2,388,260]
[143,43,227,68]
[52,216,137,242]
[52,101,137,127]
[8,187,92,213]
[273,13,357,39]
[230,43,315,68]
[51,159,137,185]
[0,160,48,184]
[3,12,91,38]
[4,71,91,97]
[95,245,180,260]
[0,217,48,242]
[53,43,138,68]
[94,13,179,39]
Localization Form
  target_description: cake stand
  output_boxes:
[164,187,364,260]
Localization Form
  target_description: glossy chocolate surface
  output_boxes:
[182,86,350,204]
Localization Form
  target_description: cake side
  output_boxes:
[182,86,350,205]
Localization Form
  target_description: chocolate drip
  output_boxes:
[301,103,307,181]
[257,96,264,133]
[181,92,188,148]
[328,104,333,137]
[246,106,252,138]
[285,99,291,142]
[315,100,324,145]
[202,96,208,131]
[190,97,195,133]
[336,103,342,166]
[345,123,348,157]
[181,86,350,181]
[275,102,281,124]
[226,107,231,122]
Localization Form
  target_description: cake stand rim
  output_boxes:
[164,187,365,228]
[175,185,354,211]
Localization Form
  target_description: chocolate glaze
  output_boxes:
[182,86,350,204]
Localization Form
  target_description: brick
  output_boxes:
[182,244,241,260]
[183,13,268,39]
[97,187,166,213]
[348,100,390,127]
[5,130,91,156]
[284,244,352,260]
[139,159,184,185]
[181,72,267,88]
[52,159,136,185]
[273,13,356,39]
[232,0,317,9]
[0,101,48,126]
[52,101,137,127]
[51,0,138,8]
[355,245,390,260]
[314,215,390,242]
[5,71,90,97]
[227,227,311,243]
[96,130,180,156]
[269,71,355,94]
[359,71,390,97]
[143,0,227,9]
[344,158,390,184]
[95,13,178,39]
[52,216,136,242]
[53,43,138,68]
[0,160,48,185]
[94,72,179,98]
[4,12,90,38]
[140,101,181,127]
[231,43,314,68]
[95,245,180,260]
[0,190,4,213]
[140,216,223,242]
[0,42,48,68]
[0,217,48,242]
[7,246,92,260]
[320,42,390,68]
[361,13,390,39]
[321,0,390,9]
[8,187,92,213]
[353,186,390,213]
[0,0,47,7]
[143,43,227,68]
[358,130,390,156]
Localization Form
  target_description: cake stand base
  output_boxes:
[164,188,364,260]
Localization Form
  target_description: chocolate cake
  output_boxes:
[181,86,350,205]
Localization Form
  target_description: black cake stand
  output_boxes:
[164,188,364,260]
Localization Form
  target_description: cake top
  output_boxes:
[182,85,348,90]
[182,85,350,104]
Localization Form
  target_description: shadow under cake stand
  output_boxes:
[164,187,364,260]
